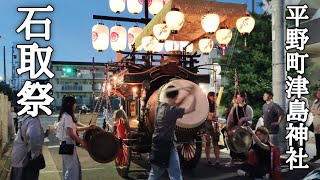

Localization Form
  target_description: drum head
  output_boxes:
[85,128,119,163]
[159,79,208,129]
[83,127,104,145]
[228,126,252,153]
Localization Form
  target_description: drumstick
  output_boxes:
[165,86,194,93]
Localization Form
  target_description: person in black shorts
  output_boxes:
[204,92,220,166]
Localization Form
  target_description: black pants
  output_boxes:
[10,166,39,180]
[316,134,320,157]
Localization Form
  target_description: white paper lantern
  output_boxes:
[128,26,143,51]
[165,8,184,34]
[92,23,109,52]
[179,41,193,54]
[152,42,163,53]
[142,36,158,52]
[110,25,127,52]
[199,38,213,55]
[165,40,180,52]
[153,23,171,43]
[236,15,255,35]
[149,0,163,15]
[201,13,220,34]
[216,28,232,46]
[110,0,126,13]
[127,0,143,14]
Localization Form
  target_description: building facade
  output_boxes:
[50,61,108,109]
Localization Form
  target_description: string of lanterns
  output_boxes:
[92,0,255,55]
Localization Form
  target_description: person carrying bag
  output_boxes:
[58,116,75,155]
[10,115,45,180]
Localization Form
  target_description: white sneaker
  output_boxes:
[237,169,247,176]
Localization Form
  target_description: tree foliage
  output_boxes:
[220,13,272,118]
[0,81,14,101]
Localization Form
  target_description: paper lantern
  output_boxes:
[179,41,193,54]
[109,0,126,13]
[165,8,184,34]
[216,28,232,46]
[199,38,213,55]
[153,23,170,43]
[236,14,255,35]
[128,26,143,51]
[149,0,163,15]
[110,25,127,52]
[201,13,220,34]
[127,0,143,14]
[142,36,157,52]
[216,27,232,55]
[92,23,109,52]
[152,42,163,53]
[165,40,179,52]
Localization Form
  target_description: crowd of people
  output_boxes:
[8,87,320,180]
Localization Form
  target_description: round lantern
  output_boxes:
[149,0,163,15]
[92,23,109,52]
[236,14,255,36]
[165,40,180,52]
[199,38,213,55]
[201,13,220,34]
[128,26,143,51]
[127,0,143,14]
[110,25,127,52]
[153,23,170,43]
[152,42,163,53]
[142,36,158,52]
[165,8,185,34]
[216,27,232,46]
[179,41,193,54]
[109,0,126,13]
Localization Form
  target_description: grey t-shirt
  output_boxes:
[263,102,284,134]
[152,102,184,148]
[11,115,44,167]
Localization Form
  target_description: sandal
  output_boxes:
[225,162,234,167]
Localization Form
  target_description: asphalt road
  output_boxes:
[38,114,315,180]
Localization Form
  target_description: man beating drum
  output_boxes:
[149,84,197,180]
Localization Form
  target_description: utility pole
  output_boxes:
[272,0,286,153]
[11,46,15,89]
[252,0,255,13]
[3,46,6,84]
[92,57,96,112]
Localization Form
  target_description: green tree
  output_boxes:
[220,12,272,119]
[0,81,14,101]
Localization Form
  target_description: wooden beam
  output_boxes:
[134,0,248,51]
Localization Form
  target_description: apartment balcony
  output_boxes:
[53,84,95,92]
[53,71,106,80]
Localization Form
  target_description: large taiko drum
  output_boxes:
[146,79,209,134]
[83,127,119,163]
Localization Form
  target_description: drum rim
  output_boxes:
[158,79,208,128]
[85,129,120,163]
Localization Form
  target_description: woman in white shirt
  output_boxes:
[57,95,95,180]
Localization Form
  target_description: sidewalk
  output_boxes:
[1,133,318,180]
